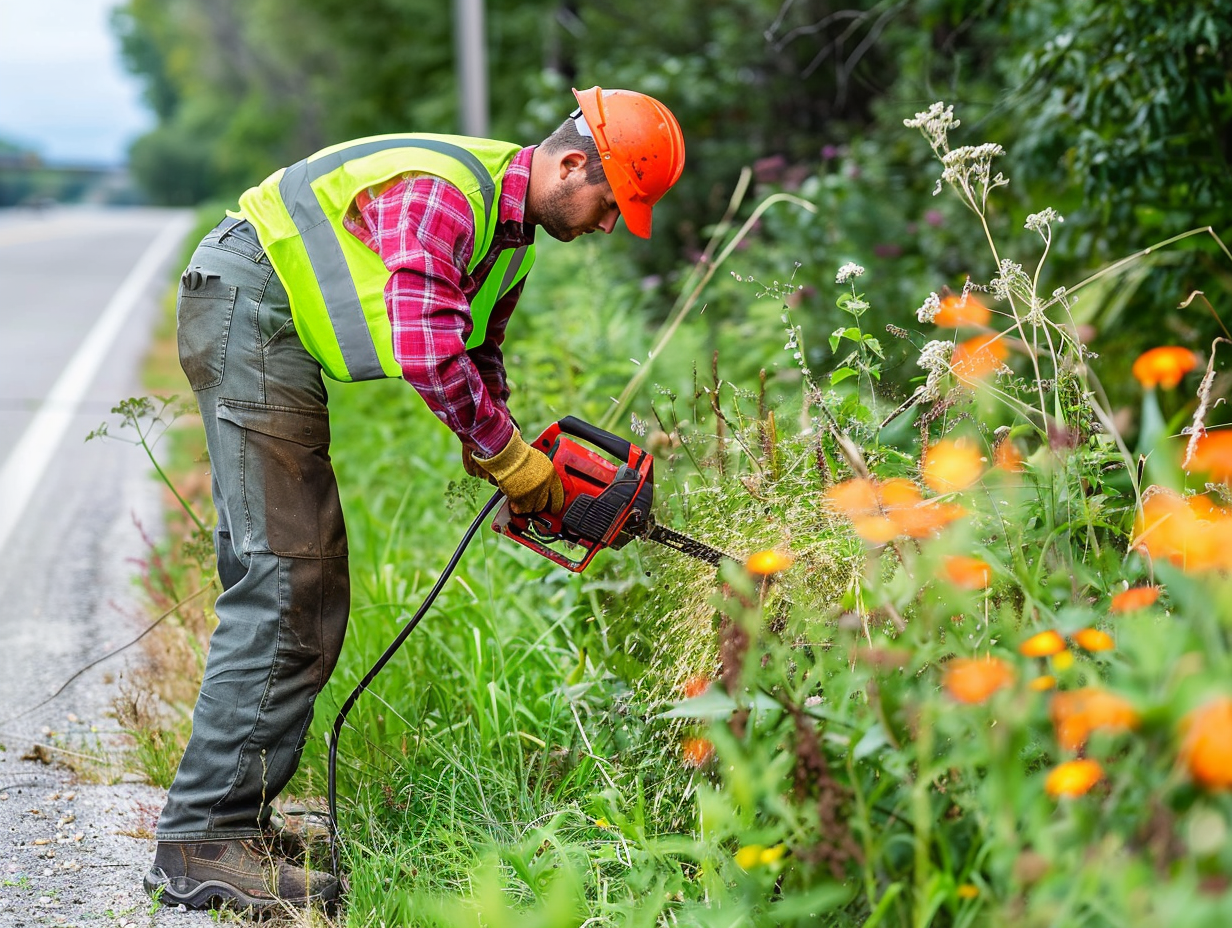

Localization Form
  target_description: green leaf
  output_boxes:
[830,367,859,385]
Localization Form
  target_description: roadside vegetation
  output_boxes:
[113,96,1232,926]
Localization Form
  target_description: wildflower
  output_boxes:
[944,555,992,590]
[593,817,611,829]
[823,478,880,518]
[957,884,980,900]
[1133,488,1232,572]
[1110,586,1159,613]
[922,439,984,493]
[1025,208,1064,235]
[1180,697,1232,791]
[1045,759,1104,798]
[852,515,901,546]
[759,844,787,865]
[1030,675,1057,692]
[943,656,1014,704]
[1019,630,1066,658]
[951,334,1008,382]
[1051,649,1074,671]
[935,292,990,328]
[916,292,941,324]
[1132,347,1198,390]
[1073,628,1114,652]
[681,675,711,699]
[1186,431,1232,483]
[990,259,1030,303]
[903,102,960,142]
[993,438,1025,472]
[835,262,865,284]
[916,338,954,402]
[746,550,793,576]
[734,845,764,870]
[681,736,715,767]
[1050,688,1139,751]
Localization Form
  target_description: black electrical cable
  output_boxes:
[327,489,503,877]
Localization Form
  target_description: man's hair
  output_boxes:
[539,116,608,185]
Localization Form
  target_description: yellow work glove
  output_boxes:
[461,445,497,485]
[473,429,565,515]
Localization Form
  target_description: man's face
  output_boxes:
[537,170,621,243]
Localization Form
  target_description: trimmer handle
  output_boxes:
[557,416,632,463]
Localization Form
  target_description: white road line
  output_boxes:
[0,213,194,556]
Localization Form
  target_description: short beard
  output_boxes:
[535,179,589,242]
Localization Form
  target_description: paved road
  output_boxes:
[0,205,192,752]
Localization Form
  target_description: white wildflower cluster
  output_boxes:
[1025,207,1063,235]
[939,144,1008,197]
[916,291,941,324]
[916,338,954,402]
[990,258,1031,303]
[903,102,960,152]
[835,261,865,284]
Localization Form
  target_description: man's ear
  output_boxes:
[558,149,589,180]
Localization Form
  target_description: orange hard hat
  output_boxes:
[571,86,685,238]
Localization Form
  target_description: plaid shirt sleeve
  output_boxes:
[346,176,515,457]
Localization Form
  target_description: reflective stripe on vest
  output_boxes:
[237,135,532,382]
[278,138,499,381]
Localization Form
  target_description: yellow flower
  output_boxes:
[1045,758,1104,797]
[759,844,787,865]
[1073,628,1114,652]
[1051,650,1075,671]
[593,817,611,829]
[922,438,985,493]
[957,884,980,900]
[746,549,794,576]
[735,845,764,870]
[1018,630,1066,658]
[1030,675,1057,692]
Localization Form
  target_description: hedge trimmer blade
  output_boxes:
[643,520,736,567]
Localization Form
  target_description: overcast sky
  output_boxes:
[0,0,151,166]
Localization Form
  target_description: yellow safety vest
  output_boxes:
[235,134,536,382]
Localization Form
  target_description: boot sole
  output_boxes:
[144,867,339,913]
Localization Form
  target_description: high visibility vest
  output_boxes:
[235,134,537,382]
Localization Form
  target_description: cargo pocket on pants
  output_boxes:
[215,399,347,558]
[177,273,237,391]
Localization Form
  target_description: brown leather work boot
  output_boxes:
[144,838,339,913]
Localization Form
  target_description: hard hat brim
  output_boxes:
[619,198,653,239]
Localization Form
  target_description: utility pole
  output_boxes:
[454,0,489,137]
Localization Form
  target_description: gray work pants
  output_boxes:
[156,217,350,840]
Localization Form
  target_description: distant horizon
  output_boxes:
[0,0,152,168]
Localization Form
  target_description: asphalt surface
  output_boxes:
[0,205,224,926]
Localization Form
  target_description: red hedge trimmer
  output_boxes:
[327,417,733,873]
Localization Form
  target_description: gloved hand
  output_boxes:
[461,444,497,485]
[473,429,565,515]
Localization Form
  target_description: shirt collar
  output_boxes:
[497,146,534,228]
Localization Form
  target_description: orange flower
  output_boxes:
[1030,675,1057,692]
[1110,586,1159,613]
[951,334,1009,382]
[1073,628,1114,652]
[1133,488,1232,572]
[681,675,711,699]
[922,439,985,493]
[823,478,880,518]
[851,515,901,545]
[943,656,1014,705]
[1132,346,1198,390]
[944,555,992,590]
[681,736,715,767]
[994,439,1025,473]
[746,550,793,576]
[1181,697,1232,790]
[1045,759,1104,798]
[1187,431,1232,483]
[1018,630,1066,658]
[935,291,991,328]
[1050,688,1139,751]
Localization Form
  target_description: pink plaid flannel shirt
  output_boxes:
[342,146,535,457]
